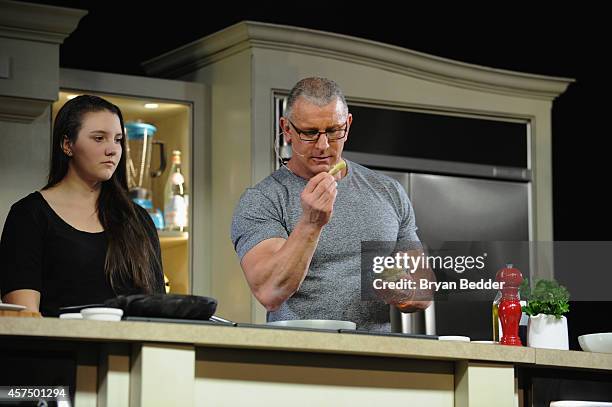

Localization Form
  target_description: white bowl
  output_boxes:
[59,313,83,320]
[267,319,356,330]
[80,307,123,321]
[578,332,612,353]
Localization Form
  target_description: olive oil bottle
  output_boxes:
[492,291,501,342]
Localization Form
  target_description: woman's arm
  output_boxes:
[2,289,41,312]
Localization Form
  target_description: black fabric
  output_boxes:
[105,294,217,320]
[0,192,164,316]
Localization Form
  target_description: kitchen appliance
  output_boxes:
[380,170,530,339]
[124,121,166,212]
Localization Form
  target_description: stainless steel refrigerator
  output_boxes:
[377,169,530,340]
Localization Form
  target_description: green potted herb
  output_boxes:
[520,279,570,350]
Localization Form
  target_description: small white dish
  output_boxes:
[550,401,612,406]
[472,340,497,344]
[80,307,123,321]
[578,333,612,353]
[0,303,27,311]
[267,319,356,330]
[59,313,83,320]
[438,335,471,342]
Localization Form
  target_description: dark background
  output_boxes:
[22,1,611,343]
[26,1,605,239]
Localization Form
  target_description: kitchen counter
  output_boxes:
[1,317,534,363]
[1,317,611,407]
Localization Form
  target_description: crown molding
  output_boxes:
[0,95,50,123]
[0,0,87,44]
[143,21,573,101]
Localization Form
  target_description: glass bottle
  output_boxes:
[492,290,502,342]
[164,150,188,232]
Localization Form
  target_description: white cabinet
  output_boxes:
[0,1,85,122]
[0,1,84,232]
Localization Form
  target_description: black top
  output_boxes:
[0,192,164,316]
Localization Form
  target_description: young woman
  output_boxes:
[0,95,164,315]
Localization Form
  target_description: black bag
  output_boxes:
[105,294,217,320]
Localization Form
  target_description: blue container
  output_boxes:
[125,122,157,140]
[132,198,164,230]
[150,209,165,230]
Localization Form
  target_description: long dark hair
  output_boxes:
[46,95,160,294]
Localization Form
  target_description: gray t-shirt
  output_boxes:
[231,160,420,331]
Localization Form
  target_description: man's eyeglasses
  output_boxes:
[287,118,348,142]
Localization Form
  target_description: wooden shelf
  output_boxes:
[158,232,188,249]
[157,231,189,294]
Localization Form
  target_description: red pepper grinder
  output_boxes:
[495,264,523,346]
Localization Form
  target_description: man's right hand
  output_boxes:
[300,172,337,227]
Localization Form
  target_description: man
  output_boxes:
[231,77,431,331]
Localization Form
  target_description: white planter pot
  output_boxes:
[527,314,569,350]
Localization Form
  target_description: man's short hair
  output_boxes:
[285,77,348,120]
